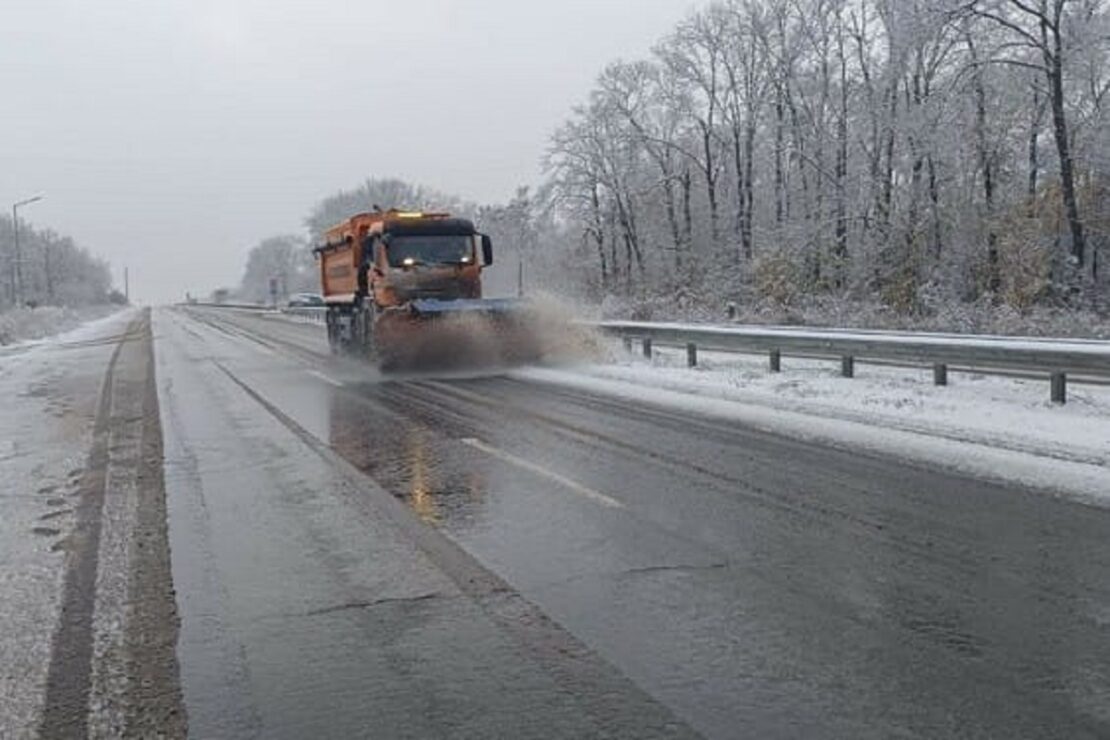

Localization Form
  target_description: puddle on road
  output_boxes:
[326,385,489,528]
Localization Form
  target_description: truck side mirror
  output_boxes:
[481,234,493,266]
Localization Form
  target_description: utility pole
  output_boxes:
[6,227,14,306]
[124,267,130,303]
[44,241,54,302]
[12,205,21,306]
[12,195,44,306]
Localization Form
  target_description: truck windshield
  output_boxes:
[387,235,474,267]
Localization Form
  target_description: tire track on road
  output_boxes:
[39,311,185,739]
[38,316,127,739]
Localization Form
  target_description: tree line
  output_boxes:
[0,216,116,309]
[545,0,1109,313]
[239,0,1110,319]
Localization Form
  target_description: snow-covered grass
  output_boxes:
[517,342,1110,506]
[0,305,120,346]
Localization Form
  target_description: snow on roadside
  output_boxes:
[515,345,1110,506]
[0,305,121,347]
[0,307,137,734]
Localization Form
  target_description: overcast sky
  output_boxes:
[1,0,694,303]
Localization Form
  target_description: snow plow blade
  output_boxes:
[408,297,526,318]
[376,298,540,372]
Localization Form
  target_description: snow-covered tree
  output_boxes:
[540,0,1109,314]
[238,235,315,304]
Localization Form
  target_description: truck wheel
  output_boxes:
[350,310,372,359]
[362,309,376,355]
[325,311,340,354]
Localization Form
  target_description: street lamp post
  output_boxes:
[12,195,44,306]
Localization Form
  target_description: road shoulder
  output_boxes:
[40,308,185,738]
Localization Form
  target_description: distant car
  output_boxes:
[286,292,325,308]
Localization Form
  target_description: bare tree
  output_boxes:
[238,235,314,304]
[966,0,1090,274]
[597,61,688,267]
[655,10,730,247]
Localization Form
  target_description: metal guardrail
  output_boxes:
[185,303,1109,404]
[185,301,272,311]
[282,306,327,323]
[597,320,1110,404]
[183,302,328,323]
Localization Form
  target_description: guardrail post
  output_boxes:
[841,355,855,378]
[686,343,697,367]
[588,322,1099,403]
[1050,372,1067,404]
[933,363,948,386]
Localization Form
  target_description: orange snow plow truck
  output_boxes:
[314,209,529,369]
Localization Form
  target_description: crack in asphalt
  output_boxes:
[535,562,732,594]
[304,591,446,617]
[617,562,730,578]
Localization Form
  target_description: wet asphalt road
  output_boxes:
[160,307,1110,739]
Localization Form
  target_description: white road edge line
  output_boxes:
[307,370,345,388]
[460,437,624,509]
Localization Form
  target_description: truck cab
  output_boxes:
[315,210,495,361]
